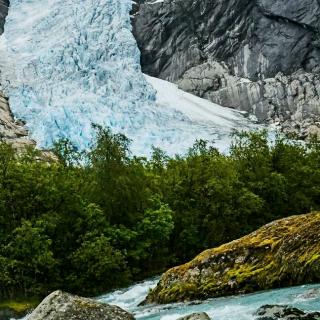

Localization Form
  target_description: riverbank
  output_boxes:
[98,280,320,320]
[0,299,38,319]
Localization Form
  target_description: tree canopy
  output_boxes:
[0,129,319,299]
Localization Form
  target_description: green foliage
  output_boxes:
[138,202,174,242]
[0,221,57,298]
[69,235,129,294]
[0,127,319,300]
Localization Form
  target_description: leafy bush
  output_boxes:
[0,129,319,299]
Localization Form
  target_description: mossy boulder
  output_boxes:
[145,212,320,304]
[0,300,38,320]
[28,290,134,320]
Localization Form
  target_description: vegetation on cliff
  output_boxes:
[145,212,320,304]
[0,128,319,300]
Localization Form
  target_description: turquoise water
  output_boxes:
[98,279,320,320]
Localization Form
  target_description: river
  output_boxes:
[97,278,320,320]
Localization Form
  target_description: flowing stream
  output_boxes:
[97,278,320,320]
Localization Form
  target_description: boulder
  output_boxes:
[144,212,320,304]
[0,300,37,320]
[296,288,320,300]
[254,305,320,320]
[177,312,211,320]
[28,290,134,320]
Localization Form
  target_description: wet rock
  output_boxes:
[177,312,211,320]
[254,305,320,320]
[28,290,134,320]
[144,212,320,304]
[296,288,320,300]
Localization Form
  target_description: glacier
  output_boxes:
[0,0,256,156]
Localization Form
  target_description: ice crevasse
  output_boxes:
[0,0,255,156]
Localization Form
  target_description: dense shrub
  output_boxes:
[0,129,319,299]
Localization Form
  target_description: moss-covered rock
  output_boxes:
[145,212,320,304]
[0,299,38,320]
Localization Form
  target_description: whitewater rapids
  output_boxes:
[97,278,320,320]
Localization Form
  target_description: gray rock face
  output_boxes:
[177,313,211,320]
[28,290,134,320]
[178,61,320,134]
[0,1,36,150]
[0,91,35,149]
[0,0,9,34]
[254,305,320,320]
[133,0,320,81]
[133,0,320,135]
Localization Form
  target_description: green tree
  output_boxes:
[2,221,57,297]
[69,235,129,294]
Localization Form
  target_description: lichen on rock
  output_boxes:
[177,313,211,320]
[27,290,134,320]
[144,212,320,304]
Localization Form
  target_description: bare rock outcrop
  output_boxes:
[0,91,36,150]
[178,62,320,138]
[133,0,320,135]
[177,313,211,320]
[28,290,134,320]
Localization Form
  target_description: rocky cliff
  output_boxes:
[0,0,9,34]
[0,92,35,149]
[144,212,320,304]
[0,0,35,149]
[133,0,320,137]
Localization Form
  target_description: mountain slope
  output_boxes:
[133,0,320,137]
[134,0,320,81]
[0,0,8,34]
[0,0,255,155]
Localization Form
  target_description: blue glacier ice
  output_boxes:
[0,0,257,156]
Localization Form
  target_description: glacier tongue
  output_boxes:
[0,0,256,156]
